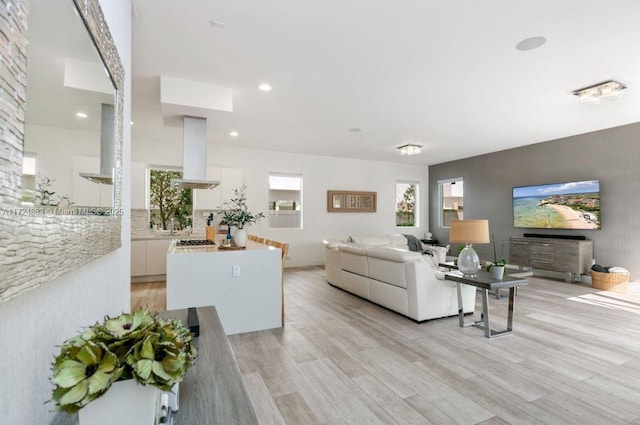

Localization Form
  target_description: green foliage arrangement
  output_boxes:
[218,185,266,229]
[51,309,197,414]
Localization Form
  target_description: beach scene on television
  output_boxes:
[513,180,600,229]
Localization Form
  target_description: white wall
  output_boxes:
[0,1,132,423]
[25,124,101,197]
[133,140,430,267]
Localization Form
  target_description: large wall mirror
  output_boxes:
[0,0,124,302]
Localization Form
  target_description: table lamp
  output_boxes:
[449,219,490,277]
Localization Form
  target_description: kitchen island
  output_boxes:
[167,240,282,335]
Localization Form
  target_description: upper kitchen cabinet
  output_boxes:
[193,167,222,210]
[193,167,243,210]
[220,167,244,204]
[131,161,147,209]
[72,156,113,207]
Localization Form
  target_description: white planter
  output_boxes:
[492,265,505,280]
[78,379,160,425]
[234,228,247,247]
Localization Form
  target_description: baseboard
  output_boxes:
[131,274,166,283]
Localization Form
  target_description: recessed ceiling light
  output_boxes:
[210,20,227,29]
[76,112,88,118]
[348,128,362,133]
[516,36,547,51]
[229,131,239,137]
[258,83,272,92]
[130,121,134,125]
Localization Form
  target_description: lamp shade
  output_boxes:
[449,220,490,244]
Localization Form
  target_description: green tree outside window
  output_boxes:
[149,169,193,230]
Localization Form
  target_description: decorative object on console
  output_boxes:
[449,220,490,277]
[327,190,377,212]
[218,186,266,248]
[50,308,197,421]
[486,233,507,280]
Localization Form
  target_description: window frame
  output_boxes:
[268,172,303,230]
[395,180,419,228]
[438,177,464,228]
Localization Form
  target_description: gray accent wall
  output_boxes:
[429,121,640,279]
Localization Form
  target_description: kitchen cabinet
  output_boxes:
[193,167,221,210]
[193,166,243,210]
[220,167,243,204]
[131,238,172,278]
[131,240,146,276]
[72,156,112,207]
[130,161,147,209]
[146,239,171,275]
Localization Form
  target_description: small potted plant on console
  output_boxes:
[486,234,507,279]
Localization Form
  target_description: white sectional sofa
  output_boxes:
[323,235,475,322]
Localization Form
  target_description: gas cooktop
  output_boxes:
[176,239,216,247]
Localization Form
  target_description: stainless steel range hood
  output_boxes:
[170,116,220,190]
[79,103,114,185]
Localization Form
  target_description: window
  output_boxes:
[396,181,418,227]
[268,173,302,229]
[439,178,463,227]
[149,167,193,231]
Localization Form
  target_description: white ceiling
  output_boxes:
[131,0,640,166]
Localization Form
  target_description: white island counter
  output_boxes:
[166,241,282,335]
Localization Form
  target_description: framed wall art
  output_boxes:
[327,190,377,213]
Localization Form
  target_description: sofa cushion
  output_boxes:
[389,234,409,247]
[366,246,421,262]
[323,239,347,249]
[350,235,390,246]
[338,244,369,276]
[338,244,368,255]
[365,247,422,290]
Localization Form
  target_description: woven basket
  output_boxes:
[591,270,629,293]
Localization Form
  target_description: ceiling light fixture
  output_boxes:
[348,128,362,133]
[258,83,272,92]
[398,144,422,156]
[573,80,626,104]
[229,131,239,137]
[516,36,547,51]
[76,112,88,118]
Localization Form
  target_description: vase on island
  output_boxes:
[78,379,160,425]
[234,228,247,247]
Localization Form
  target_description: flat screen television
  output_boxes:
[513,180,600,230]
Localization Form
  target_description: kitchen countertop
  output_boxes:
[131,233,199,241]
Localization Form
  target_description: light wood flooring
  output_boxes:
[132,268,640,424]
[131,280,166,312]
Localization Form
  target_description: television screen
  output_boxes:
[513,180,600,229]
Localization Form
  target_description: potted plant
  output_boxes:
[486,233,507,279]
[218,185,266,247]
[51,308,197,424]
